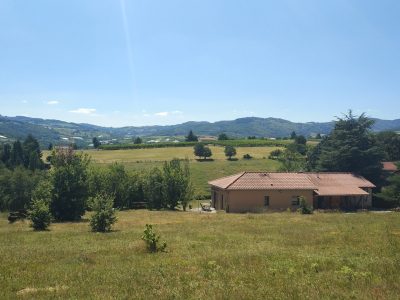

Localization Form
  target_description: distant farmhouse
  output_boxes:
[382,162,399,174]
[209,172,375,213]
[198,136,218,142]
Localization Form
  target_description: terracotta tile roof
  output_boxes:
[209,172,375,195]
[307,173,375,188]
[314,186,369,196]
[208,172,245,189]
[383,162,398,172]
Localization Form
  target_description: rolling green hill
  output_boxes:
[1,114,399,148]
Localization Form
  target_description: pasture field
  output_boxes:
[81,146,281,162]
[46,146,282,196]
[1,210,399,299]
[87,146,282,196]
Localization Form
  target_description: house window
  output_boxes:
[264,196,270,207]
[291,196,300,206]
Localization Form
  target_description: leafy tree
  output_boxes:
[203,146,212,160]
[268,149,283,160]
[278,149,306,172]
[133,137,143,144]
[125,171,144,208]
[23,134,44,170]
[105,163,130,208]
[89,193,117,232]
[32,177,53,204]
[316,133,322,139]
[286,142,307,156]
[377,166,400,207]
[376,131,400,161]
[87,165,144,209]
[10,140,24,167]
[194,143,205,158]
[48,143,53,151]
[50,148,90,221]
[2,167,43,211]
[144,167,165,210]
[290,131,297,139]
[0,165,11,211]
[162,159,193,210]
[310,111,384,184]
[294,135,307,145]
[92,137,101,149]
[185,130,198,142]
[224,145,237,160]
[28,199,52,231]
[306,137,326,171]
[1,144,11,165]
[218,133,229,140]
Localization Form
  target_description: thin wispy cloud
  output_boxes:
[155,111,169,117]
[21,100,28,104]
[154,110,183,117]
[69,108,97,115]
[47,100,59,105]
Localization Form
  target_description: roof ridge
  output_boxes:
[225,172,247,189]
[208,172,244,182]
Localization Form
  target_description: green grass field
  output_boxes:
[44,146,282,196]
[1,210,399,299]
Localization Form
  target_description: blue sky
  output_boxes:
[0,0,399,127]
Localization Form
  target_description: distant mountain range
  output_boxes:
[0,115,399,148]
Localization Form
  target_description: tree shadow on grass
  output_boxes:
[195,159,215,162]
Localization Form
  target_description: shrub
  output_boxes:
[89,193,117,232]
[268,149,283,160]
[142,224,167,253]
[28,199,51,231]
[243,154,253,160]
[298,196,313,214]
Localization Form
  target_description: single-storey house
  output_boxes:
[208,172,375,212]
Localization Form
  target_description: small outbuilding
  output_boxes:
[208,172,375,212]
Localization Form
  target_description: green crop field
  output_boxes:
[1,210,399,299]
[45,146,283,196]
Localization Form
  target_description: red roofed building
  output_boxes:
[382,162,399,173]
[209,172,375,212]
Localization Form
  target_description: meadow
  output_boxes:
[47,146,282,196]
[1,210,399,299]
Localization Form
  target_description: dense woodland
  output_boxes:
[0,112,400,219]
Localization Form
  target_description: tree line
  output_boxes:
[0,139,193,219]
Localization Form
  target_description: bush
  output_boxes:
[28,199,52,231]
[141,224,167,253]
[243,154,253,160]
[298,196,313,214]
[89,194,117,232]
[268,149,283,160]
